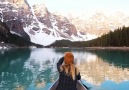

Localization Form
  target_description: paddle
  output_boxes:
[80,80,90,90]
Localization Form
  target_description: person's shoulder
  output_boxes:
[75,66,80,75]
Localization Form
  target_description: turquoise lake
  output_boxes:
[0,48,129,90]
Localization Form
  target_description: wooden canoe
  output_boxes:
[49,79,87,90]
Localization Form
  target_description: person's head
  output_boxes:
[64,52,74,65]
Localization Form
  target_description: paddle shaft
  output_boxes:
[80,80,89,90]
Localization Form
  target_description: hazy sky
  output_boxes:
[27,0,129,16]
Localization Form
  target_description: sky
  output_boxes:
[27,0,129,16]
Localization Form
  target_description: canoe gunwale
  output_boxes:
[49,79,87,90]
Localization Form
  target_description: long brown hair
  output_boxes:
[60,63,79,80]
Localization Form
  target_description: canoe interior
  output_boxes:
[49,79,87,90]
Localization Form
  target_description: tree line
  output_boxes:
[86,26,129,47]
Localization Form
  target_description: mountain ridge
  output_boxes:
[66,11,129,36]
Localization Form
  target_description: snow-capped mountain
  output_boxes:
[0,0,96,46]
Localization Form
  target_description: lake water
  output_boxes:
[0,48,129,90]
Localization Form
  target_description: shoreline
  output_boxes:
[1,42,129,51]
[84,47,129,51]
[52,46,129,51]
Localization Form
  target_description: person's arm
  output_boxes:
[57,57,64,71]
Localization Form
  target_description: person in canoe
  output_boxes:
[56,52,81,90]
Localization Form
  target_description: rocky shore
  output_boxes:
[0,42,18,49]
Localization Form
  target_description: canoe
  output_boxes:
[49,79,87,90]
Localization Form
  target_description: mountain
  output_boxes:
[67,12,129,36]
[0,0,96,46]
[1,0,128,47]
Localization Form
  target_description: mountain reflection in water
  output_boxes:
[0,48,129,90]
[78,57,129,85]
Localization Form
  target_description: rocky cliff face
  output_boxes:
[0,0,30,40]
[0,0,90,46]
[0,20,43,48]
[0,21,10,42]
[0,0,29,9]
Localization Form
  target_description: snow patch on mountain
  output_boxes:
[24,27,53,46]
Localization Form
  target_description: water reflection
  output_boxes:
[78,57,129,85]
[0,48,32,89]
[0,48,129,90]
[87,50,129,68]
